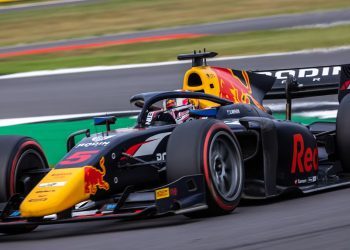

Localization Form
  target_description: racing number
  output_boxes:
[60,150,99,165]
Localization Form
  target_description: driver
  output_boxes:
[163,97,195,124]
[145,97,195,126]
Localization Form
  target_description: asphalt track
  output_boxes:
[1,8,350,55]
[1,48,349,118]
[1,187,350,249]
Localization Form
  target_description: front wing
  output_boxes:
[0,175,206,231]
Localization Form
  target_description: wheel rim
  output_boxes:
[14,149,46,195]
[208,131,243,202]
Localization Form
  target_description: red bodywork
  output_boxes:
[211,67,265,110]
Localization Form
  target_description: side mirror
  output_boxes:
[94,116,116,133]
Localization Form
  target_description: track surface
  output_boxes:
[0,48,348,118]
[1,8,350,55]
[1,189,350,249]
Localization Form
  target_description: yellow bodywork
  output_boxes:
[183,65,265,111]
[183,66,221,108]
[20,168,89,217]
[20,157,109,218]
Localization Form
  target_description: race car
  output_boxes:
[0,50,349,234]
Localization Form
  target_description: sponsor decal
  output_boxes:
[308,176,317,183]
[291,134,318,174]
[35,190,55,193]
[295,179,307,184]
[91,134,116,142]
[294,176,317,185]
[227,109,240,115]
[39,181,66,187]
[146,112,155,125]
[155,187,170,200]
[85,157,110,195]
[258,66,341,83]
[156,152,166,161]
[223,120,240,125]
[28,198,47,202]
[76,141,110,148]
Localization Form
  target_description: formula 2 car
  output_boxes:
[0,50,350,234]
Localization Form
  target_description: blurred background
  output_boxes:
[1,0,350,73]
[1,1,350,247]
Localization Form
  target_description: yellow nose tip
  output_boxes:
[20,168,90,218]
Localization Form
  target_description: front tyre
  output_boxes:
[166,119,244,217]
[0,136,48,234]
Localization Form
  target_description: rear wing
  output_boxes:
[254,65,345,99]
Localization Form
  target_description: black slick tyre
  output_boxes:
[166,119,244,217]
[0,136,48,234]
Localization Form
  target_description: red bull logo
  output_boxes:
[85,157,110,195]
[211,67,265,111]
[291,134,318,174]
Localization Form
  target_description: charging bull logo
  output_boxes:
[211,67,265,111]
[85,157,110,195]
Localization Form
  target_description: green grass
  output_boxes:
[0,0,349,47]
[0,117,137,166]
[273,113,335,125]
[1,24,350,74]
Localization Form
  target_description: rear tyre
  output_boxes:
[0,136,48,234]
[166,119,244,217]
[336,94,350,171]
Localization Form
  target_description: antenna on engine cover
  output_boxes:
[177,49,217,67]
[285,74,302,121]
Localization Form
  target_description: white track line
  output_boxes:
[0,110,139,127]
[1,46,350,80]
[285,20,350,30]
[0,0,91,10]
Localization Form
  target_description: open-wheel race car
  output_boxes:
[1,51,350,234]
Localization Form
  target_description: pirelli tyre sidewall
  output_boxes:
[166,119,244,216]
[0,136,48,202]
[337,94,350,171]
